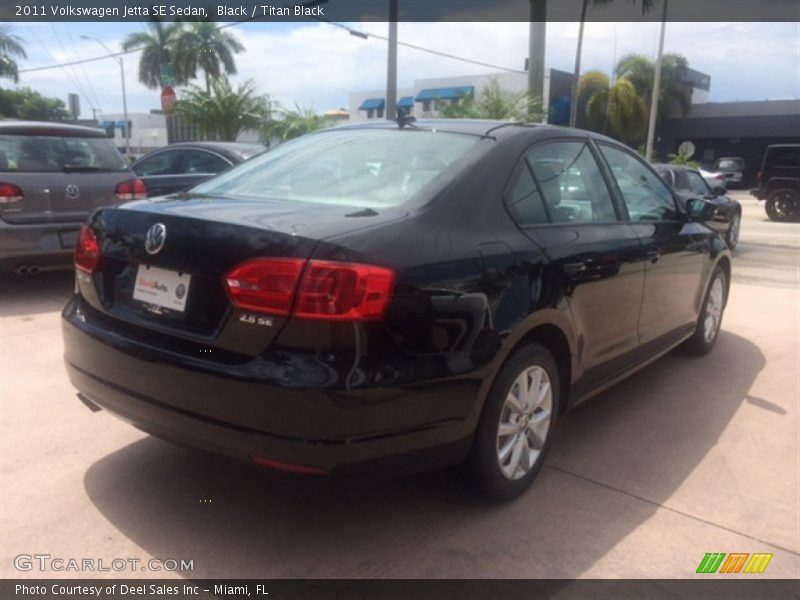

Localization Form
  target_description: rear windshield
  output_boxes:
[766,147,800,169]
[715,158,743,170]
[192,129,480,208]
[0,134,128,172]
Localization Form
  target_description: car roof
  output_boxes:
[652,163,697,173]
[0,120,109,138]
[163,141,266,153]
[329,119,617,142]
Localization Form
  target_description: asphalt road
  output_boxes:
[1,191,797,579]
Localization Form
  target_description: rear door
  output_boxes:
[507,139,644,384]
[132,148,186,197]
[597,143,708,350]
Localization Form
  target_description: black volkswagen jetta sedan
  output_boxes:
[62,120,731,500]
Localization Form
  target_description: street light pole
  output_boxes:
[81,35,130,157]
[645,1,668,162]
[386,0,398,121]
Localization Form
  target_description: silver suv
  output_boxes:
[0,121,144,275]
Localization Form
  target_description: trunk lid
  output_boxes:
[82,196,404,355]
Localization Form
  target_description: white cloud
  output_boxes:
[11,21,800,117]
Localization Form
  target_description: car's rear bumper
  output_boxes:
[62,296,477,475]
[0,219,81,270]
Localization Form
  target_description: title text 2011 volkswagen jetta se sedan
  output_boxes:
[62,120,731,500]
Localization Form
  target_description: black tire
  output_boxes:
[765,189,800,222]
[467,343,561,501]
[682,266,728,355]
[725,209,741,249]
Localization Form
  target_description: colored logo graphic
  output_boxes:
[696,552,773,574]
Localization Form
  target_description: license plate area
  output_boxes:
[132,265,191,314]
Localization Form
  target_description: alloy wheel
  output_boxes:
[704,277,725,343]
[496,365,553,480]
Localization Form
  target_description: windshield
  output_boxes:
[192,129,480,209]
[0,134,128,172]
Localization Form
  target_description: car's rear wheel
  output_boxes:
[726,210,741,249]
[468,343,560,501]
[683,266,727,355]
[765,189,799,222]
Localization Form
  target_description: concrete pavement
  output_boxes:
[1,192,797,579]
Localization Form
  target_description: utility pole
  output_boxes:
[82,35,130,157]
[645,0,668,162]
[569,0,590,128]
[386,0,398,121]
[528,0,547,120]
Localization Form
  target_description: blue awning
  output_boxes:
[97,120,114,128]
[358,98,385,111]
[397,96,414,109]
[114,120,131,128]
[415,86,474,102]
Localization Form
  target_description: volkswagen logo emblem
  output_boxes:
[65,184,80,200]
[144,223,167,255]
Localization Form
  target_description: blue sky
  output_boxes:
[10,21,800,118]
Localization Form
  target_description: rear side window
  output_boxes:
[523,141,617,224]
[686,171,710,196]
[767,147,799,169]
[600,144,679,222]
[183,150,230,174]
[0,134,127,172]
[134,150,183,176]
[506,164,548,225]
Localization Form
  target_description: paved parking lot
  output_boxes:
[1,191,797,579]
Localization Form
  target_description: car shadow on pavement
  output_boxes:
[83,331,766,578]
[0,271,74,318]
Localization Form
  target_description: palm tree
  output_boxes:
[173,21,244,93]
[583,72,648,146]
[264,103,331,143]
[0,25,27,83]
[616,52,692,119]
[177,77,269,141]
[121,20,186,89]
[441,77,543,122]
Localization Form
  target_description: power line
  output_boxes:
[65,24,103,111]
[18,21,525,76]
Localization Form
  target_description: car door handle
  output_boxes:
[646,249,660,263]
[563,261,587,276]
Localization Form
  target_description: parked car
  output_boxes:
[0,121,145,275]
[131,142,266,197]
[699,167,728,191]
[63,121,731,500]
[751,144,800,222]
[712,156,746,188]
[654,163,742,249]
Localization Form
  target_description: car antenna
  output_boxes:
[397,113,417,129]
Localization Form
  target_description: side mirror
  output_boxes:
[712,185,727,197]
[686,197,717,222]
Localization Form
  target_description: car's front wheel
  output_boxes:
[468,343,560,501]
[765,189,799,222]
[683,266,728,355]
[726,210,741,249]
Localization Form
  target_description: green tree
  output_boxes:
[264,103,331,143]
[440,77,544,122]
[0,87,69,120]
[121,20,186,89]
[583,75,648,146]
[668,148,699,168]
[174,21,244,92]
[0,25,27,83]
[615,52,692,120]
[176,77,269,141]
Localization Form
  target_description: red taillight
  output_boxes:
[75,225,101,273]
[115,178,147,201]
[715,174,725,180]
[757,171,763,183]
[223,258,395,321]
[295,260,395,321]
[224,258,306,315]
[0,182,23,204]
